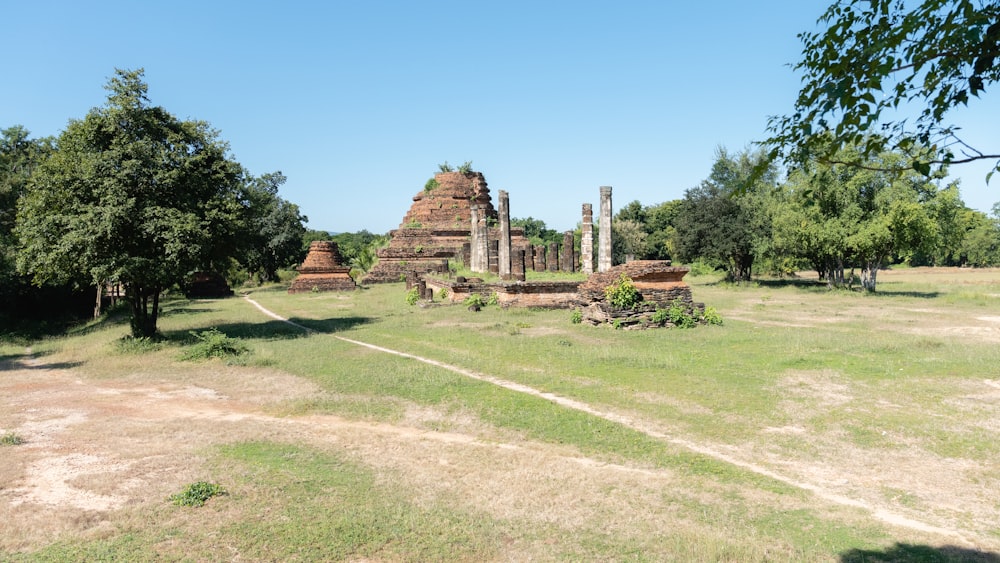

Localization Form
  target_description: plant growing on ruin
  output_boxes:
[464,293,487,309]
[438,161,453,172]
[424,178,439,192]
[667,300,697,329]
[650,307,669,325]
[604,274,640,310]
[405,287,419,306]
[457,161,473,174]
[486,292,499,306]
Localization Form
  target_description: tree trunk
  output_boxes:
[860,260,880,292]
[94,282,103,319]
[126,284,161,338]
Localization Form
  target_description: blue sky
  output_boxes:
[4,1,998,233]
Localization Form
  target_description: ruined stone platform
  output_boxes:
[288,241,356,293]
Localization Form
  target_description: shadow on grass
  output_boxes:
[0,349,84,371]
[160,316,374,343]
[841,543,999,562]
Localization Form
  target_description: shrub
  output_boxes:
[703,306,724,325]
[604,274,641,310]
[464,293,487,309]
[438,161,454,172]
[439,288,449,299]
[405,287,420,306]
[650,308,669,325]
[486,292,499,306]
[1,432,25,446]
[169,481,227,507]
[667,300,697,329]
[181,329,249,360]
[115,335,160,355]
[570,309,583,324]
[457,161,473,174]
[424,178,439,192]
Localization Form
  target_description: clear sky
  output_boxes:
[4,1,998,234]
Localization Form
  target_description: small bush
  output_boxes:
[181,329,249,360]
[405,288,420,306]
[424,178,440,192]
[703,306,724,325]
[439,288,449,299]
[604,274,641,310]
[570,309,583,324]
[464,293,486,309]
[438,161,454,172]
[1,432,25,446]
[486,292,499,306]
[115,335,160,355]
[667,300,697,329]
[650,308,669,325]
[169,481,227,507]
[457,161,473,174]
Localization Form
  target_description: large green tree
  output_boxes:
[240,171,308,282]
[765,0,1000,177]
[673,148,777,282]
[15,69,248,337]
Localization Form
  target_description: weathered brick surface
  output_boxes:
[363,171,529,284]
[289,241,356,293]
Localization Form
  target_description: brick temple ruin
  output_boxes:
[361,171,546,283]
[288,240,356,293]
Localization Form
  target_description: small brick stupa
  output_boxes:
[362,170,530,284]
[288,241,357,293]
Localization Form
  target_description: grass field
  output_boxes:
[2,267,999,561]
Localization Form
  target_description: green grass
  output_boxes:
[6,268,1000,560]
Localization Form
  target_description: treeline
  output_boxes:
[510,147,999,292]
[610,147,1000,291]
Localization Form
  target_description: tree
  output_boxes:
[240,171,308,282]
[611,219,647,264]
[772,147,943,290]
[643,200,682,261]
[764,0,1000,178]
[673,148,777,282]
[511,217,560,246]
[15,69,248,338]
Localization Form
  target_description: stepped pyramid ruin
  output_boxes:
[288,240,357,293]
[362,171,530,284]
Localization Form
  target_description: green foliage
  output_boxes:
[570,309,583,324]
[438,287,449,300]
[1,432,25,446]
[486,292,499,306]
[437,161,453,173]
[14,69,248,338]
[457,161,473,174]
[405,221,422,229]
[405,287,420,306]
[168,481,227,507]
[240,171,308,283]
[114,335,160,355]
[604,274,641,310]
[463,293,487,309]
[673,147,776,283]
[650,308,669,325]
[181,329,249,360]
[703,306,724,326]
[764,0,1000,180]
[511,217,561,246]
[666,300,697,329]
[424,178,439,192]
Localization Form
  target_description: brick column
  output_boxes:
[561,231,575,273]
[581,203,594,274]
[547,242,559,272]
[498,190,512,279]
[598,186,612,272]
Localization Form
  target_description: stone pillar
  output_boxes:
[488,240,499,274]
[547,242,559,272]
[498,190,512,279]
[533,245,547,272]
[581,203,594,274]
[470,205,483,272]
[598,186,612,272]
[561,231,575,273]
[512,249,526,282]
